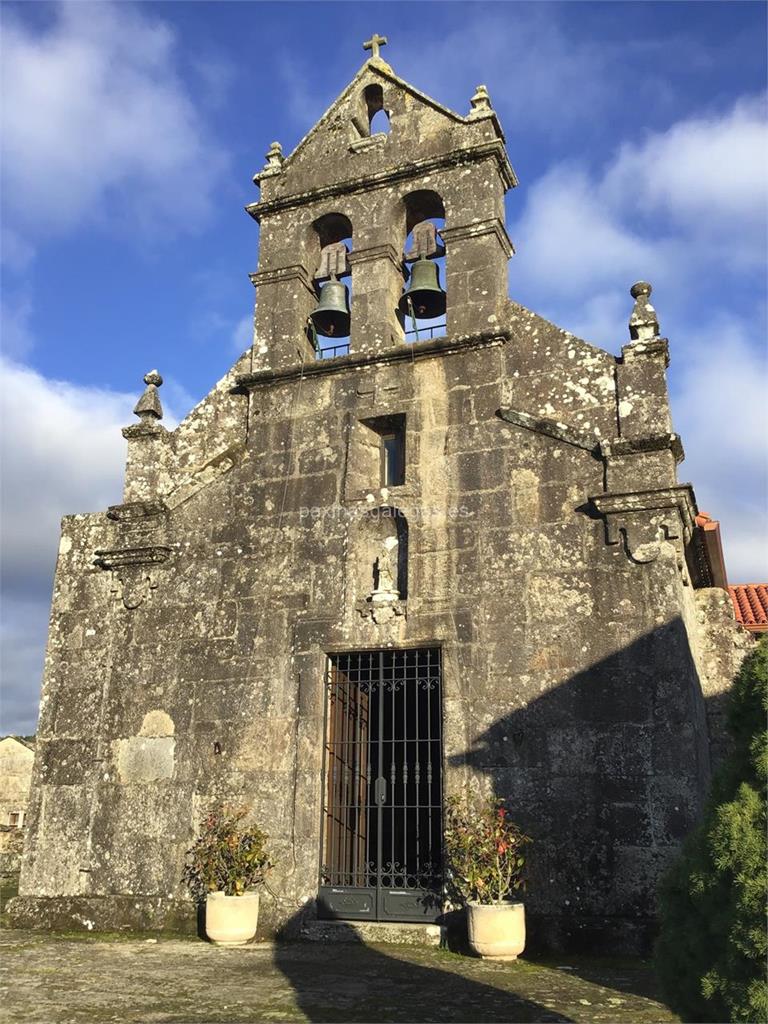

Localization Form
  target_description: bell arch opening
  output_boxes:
[310,212,353,359]
[401,191,447,342]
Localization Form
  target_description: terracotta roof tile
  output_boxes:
[729,584,768,632]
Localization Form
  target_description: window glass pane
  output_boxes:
[383,433,404,486]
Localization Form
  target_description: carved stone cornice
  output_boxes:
[233,329,509,390]
[347,243,403,273]
[600,433,684,465]
[590,484,698,564]
[105,501,168,547]
[248,264,314,291]
[94,545,172,610]
[246,139,517,222]
[441,217,514,258]
[94,546,171,571]
[106,502,168,523]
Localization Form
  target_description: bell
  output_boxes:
[399,257,446,320]
[309,277,351,338]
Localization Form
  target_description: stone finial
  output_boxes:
[261,141,284,176]
[628,281,660,342]
[468,84,493,118]
[133,370,164,423]
[363,33,388,61]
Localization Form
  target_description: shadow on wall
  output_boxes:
[273,910,573,1024]
[451,617,714,957]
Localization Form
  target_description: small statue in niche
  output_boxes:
[371,535,399,603]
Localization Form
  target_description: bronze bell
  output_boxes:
[309,277,351,338]
[399,256,446,320]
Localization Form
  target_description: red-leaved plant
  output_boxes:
[183,808,274,900]
[444,796,531,905]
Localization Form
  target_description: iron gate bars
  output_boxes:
[319,647,443,920]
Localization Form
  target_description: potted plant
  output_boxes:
[444,796,531,959]
[183,808,274,946]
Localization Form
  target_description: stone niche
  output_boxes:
[352,505,408,619]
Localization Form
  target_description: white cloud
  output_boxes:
[602,96,768,267]
[511,164,678,303]
[509,96,768,341]
[0,2,228,252]
[671,317,768,582]
[0,358,131,597]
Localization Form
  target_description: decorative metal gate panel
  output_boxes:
[318,647,443,922]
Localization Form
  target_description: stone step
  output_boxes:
[301,919,444,947]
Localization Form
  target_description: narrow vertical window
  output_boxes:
[359,413,406,488]
[381,430,405,487]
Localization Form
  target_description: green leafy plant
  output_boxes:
[183,808,274,899]
[444,796,531,905]
[655,636,768,1023]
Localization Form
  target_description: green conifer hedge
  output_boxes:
[655,636,768,1022]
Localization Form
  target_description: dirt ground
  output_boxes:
[0,928,680,1024]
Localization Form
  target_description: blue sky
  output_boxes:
[1,1,767,732]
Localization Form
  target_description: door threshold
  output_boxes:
[301,919,444,947]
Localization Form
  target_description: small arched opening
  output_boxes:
[364,84,390,135]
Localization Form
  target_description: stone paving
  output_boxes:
[0,929,679,1024]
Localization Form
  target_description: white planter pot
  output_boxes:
[466,901,525,960]
[205,891,260,946]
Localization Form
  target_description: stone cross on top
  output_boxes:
[363,33,387,61]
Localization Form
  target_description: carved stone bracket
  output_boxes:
[496,407,601,454]
[590,485,697,566]
[94,546,171,609]
[600,433,684,465]
[106,501,168,545]
[349,134,387,155]
[106,501,168,524]
[357,598,407,625]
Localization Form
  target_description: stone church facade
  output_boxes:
[12,43,752,952]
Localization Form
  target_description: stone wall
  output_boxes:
[0,737,34,826]
[0,826,24,889]
[12,312,748,951]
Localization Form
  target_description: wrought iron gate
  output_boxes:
[318,647,443,922]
